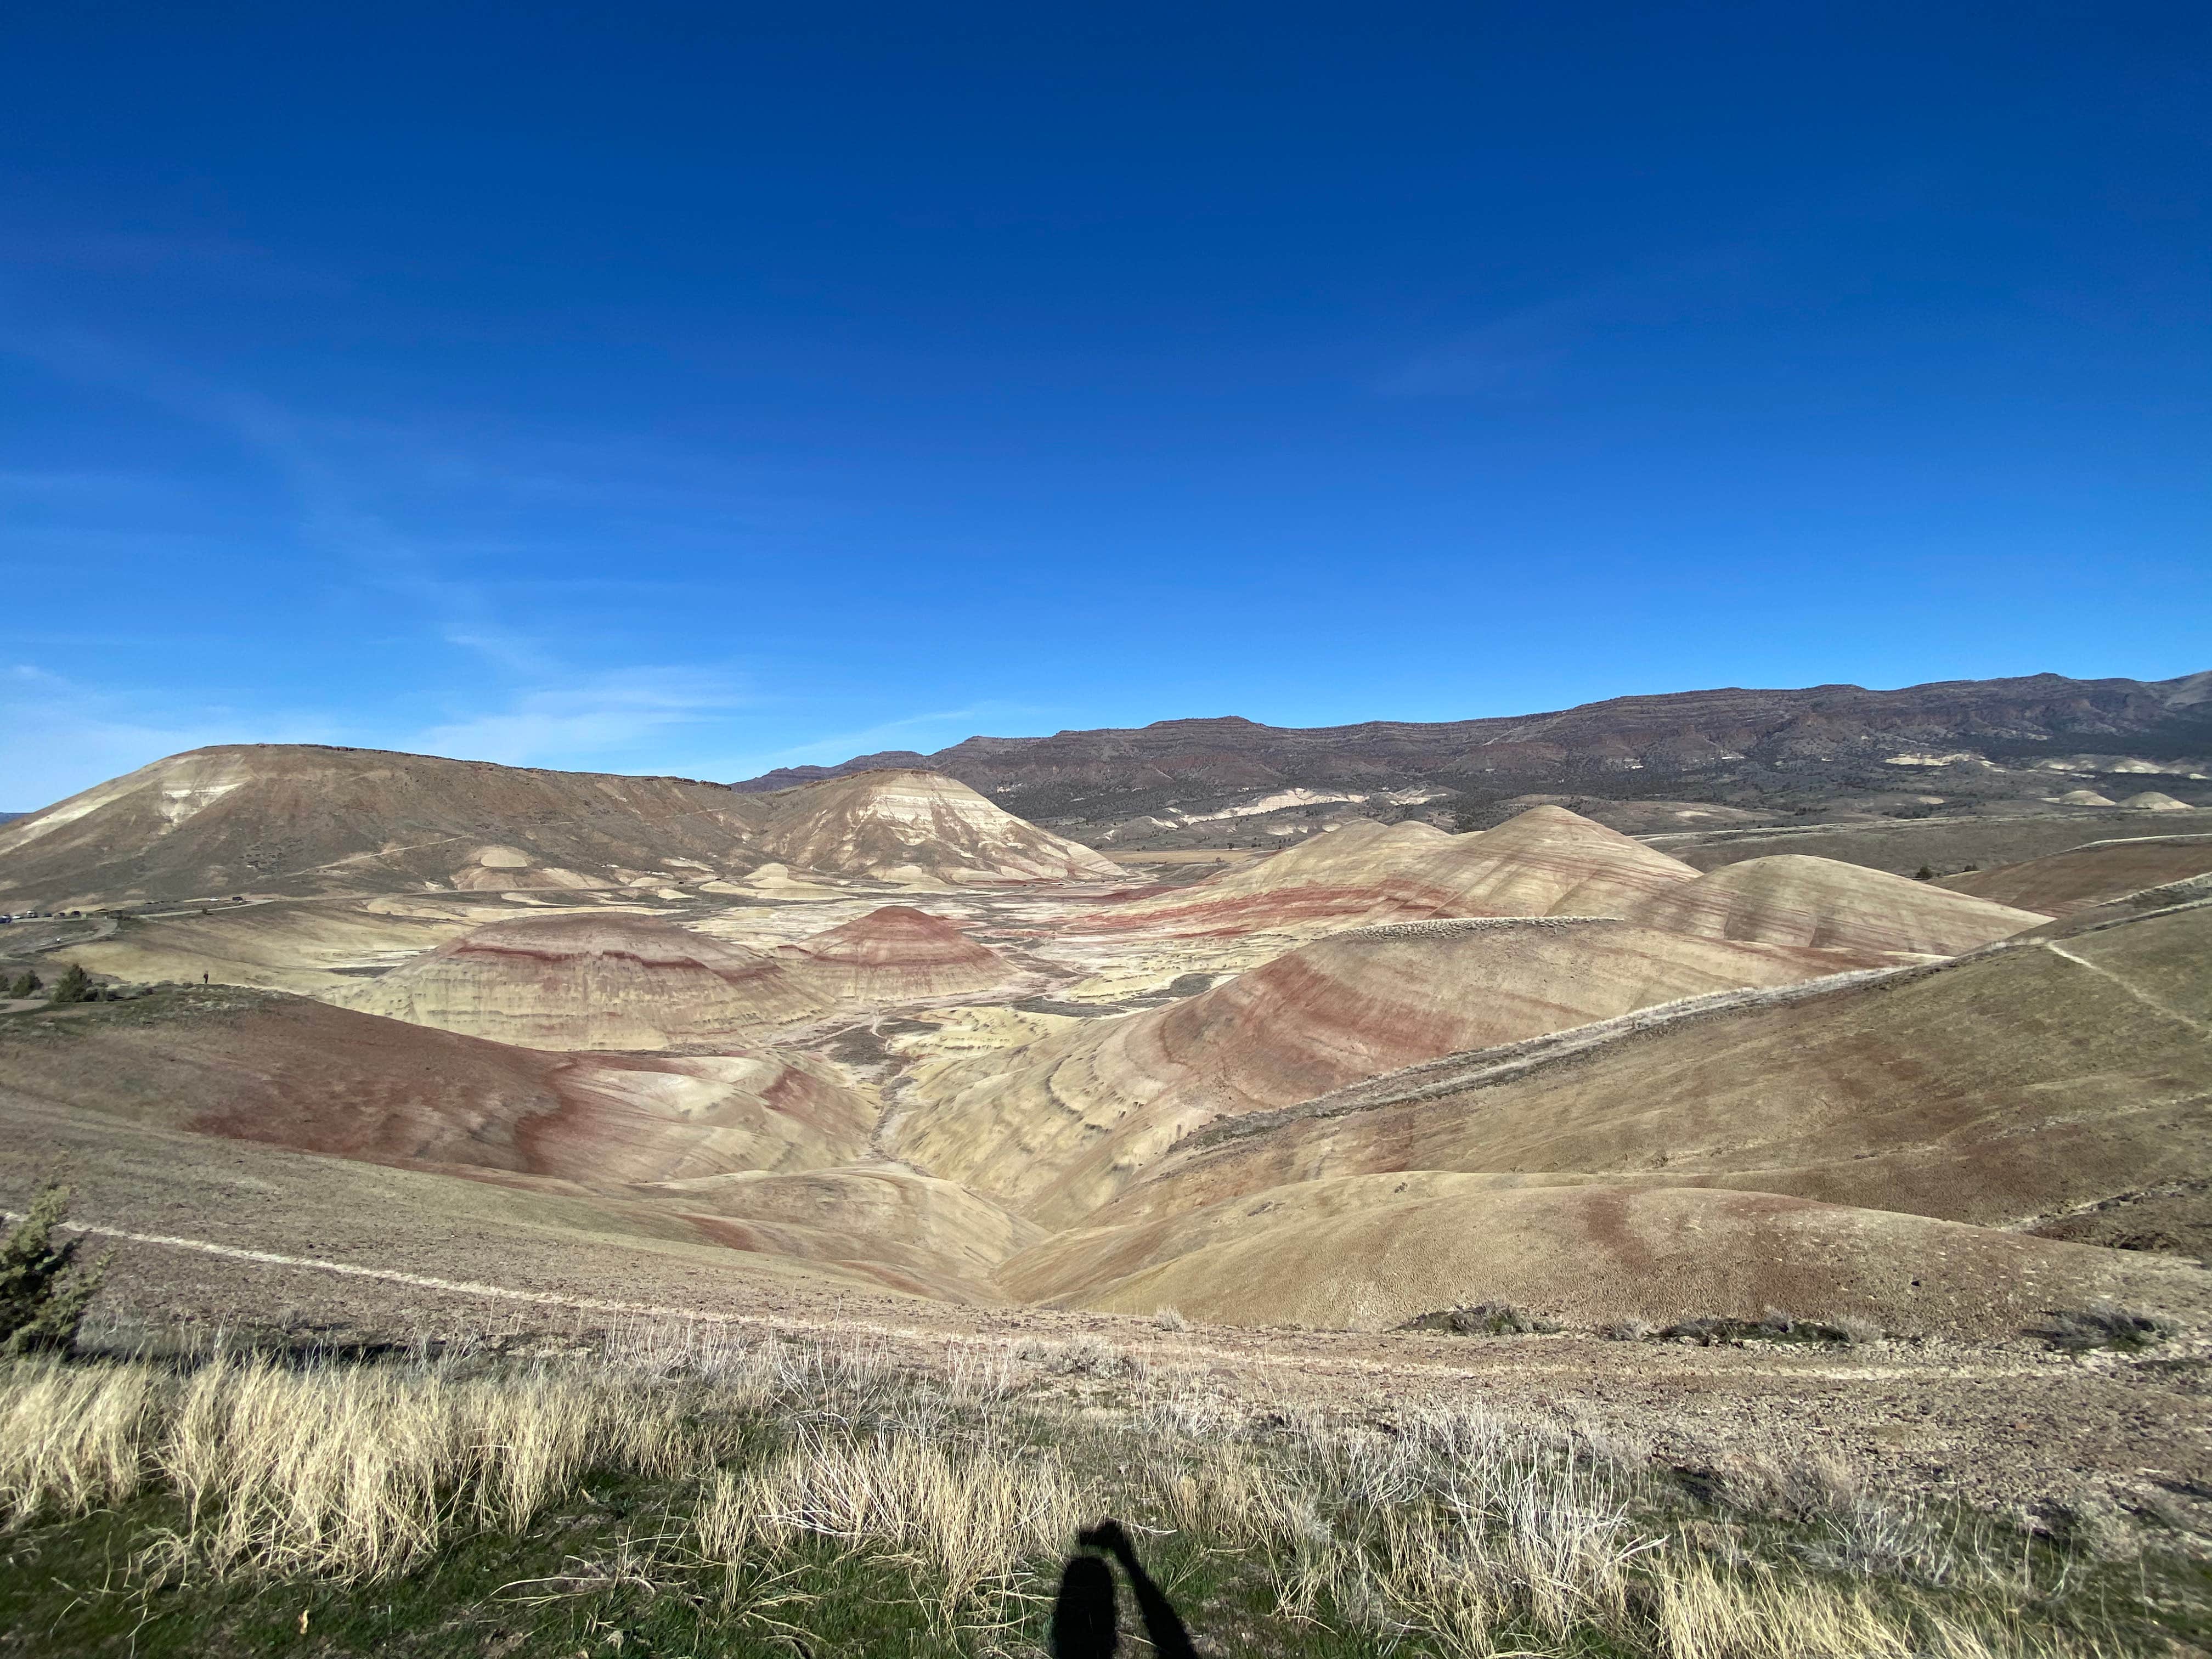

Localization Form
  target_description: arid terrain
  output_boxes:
[734,668,2212,853]
[4,680,2211,1654]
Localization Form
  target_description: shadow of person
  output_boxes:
[1049,1553,1120,1657]
[1049,1518,1197,1659]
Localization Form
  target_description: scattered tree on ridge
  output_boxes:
[0,1181,111,1354]
[48,963,96,1003]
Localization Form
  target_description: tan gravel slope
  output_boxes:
[1939,833,2212,916]
[1004,1178,2212,1337]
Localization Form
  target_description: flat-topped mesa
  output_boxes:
[331,911,833,1051]
[752,769,1120,883]
[1092,804,1701,933]
[1622,853,2047,955]
[890,913,1888,1228]
[730,669,2212,805]
[781,904,1020,1001]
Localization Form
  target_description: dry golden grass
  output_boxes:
[0,1357,150,1525]
[697,1430,1084,1633]
[0,1324,2163,1656]
[3,1348,703,1581]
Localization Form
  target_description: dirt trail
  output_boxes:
[2042,939,2211,1036]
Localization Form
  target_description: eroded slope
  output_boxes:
[891,917,1882,1226]
[1622,854,2046,954]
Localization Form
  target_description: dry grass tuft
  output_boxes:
[145,1354,698,1580]
[0,1320,2166,1656]
[2035,1302,2177,1352]
[0,1356,150,1525]
[698,1427,1083,1632]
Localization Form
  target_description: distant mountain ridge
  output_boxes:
[732,671,2212,817]
[0,749,1110,906]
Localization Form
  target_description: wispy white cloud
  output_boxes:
[414,665,764,770]
[0,323,926,795]
[0,657,779,804]
[0,665,338,812]
[720,704,1018,778]
[0,227,356,297]
[1381,247,1765,397]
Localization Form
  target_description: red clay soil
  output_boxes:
[0,988,874,1188]
[780,904,1020,998]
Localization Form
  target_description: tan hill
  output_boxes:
[1000,904,2212,1333]
[779,905,1020,1001]
[48,899,480,996]
[1096,805,1701,933]
[0,748,1116,909]
[0,744,765,906]
[1658,812,2212,881]
[330,912,834,1049]
[1940,834,2212,916]
[1621,854,2046,955]
[891,917,1882,1226]
[1068,905,2212,1276]
[748,769,1119,883]
[1001,1179,2204,1339]
[2120,791,2193,811]
[2053,788,2117,806]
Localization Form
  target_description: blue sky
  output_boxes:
[3,3,2207,809]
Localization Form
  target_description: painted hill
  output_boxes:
[0,748,1118,907]
[1097,805,1700,933]
[0,985,1045,1300]
[331,912,833,1049]
[1622,854,2046,955]
[0,985,877,1182]
[1940,834,2212,916]
[780,905,1020,1001]
[891,916,1882,1226]
[749,769,1118,883]
[1038,904,2212,1329]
